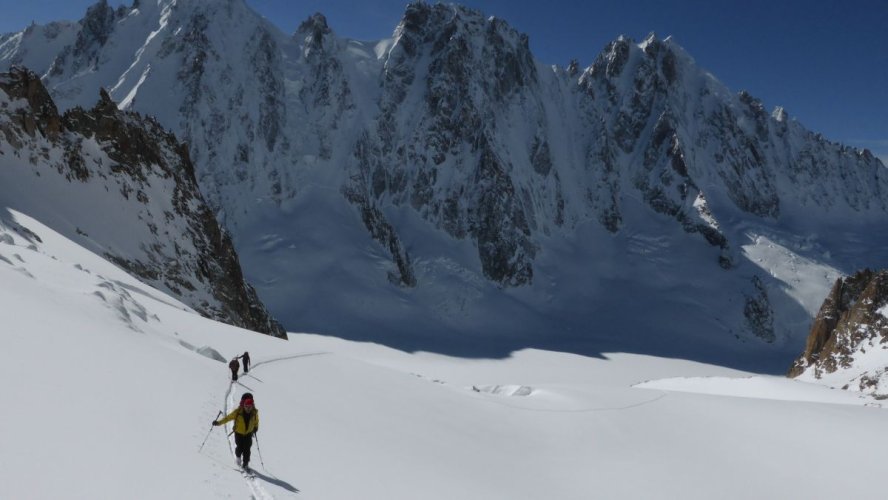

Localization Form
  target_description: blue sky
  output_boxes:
[1,0,885,161]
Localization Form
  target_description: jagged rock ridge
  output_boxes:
[0,66,285,337]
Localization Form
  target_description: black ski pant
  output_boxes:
[230,368,238,381]
[234,432,253,465]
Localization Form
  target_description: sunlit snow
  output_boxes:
[2,208,887,499]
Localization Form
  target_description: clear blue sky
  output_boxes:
[1,0,885,161]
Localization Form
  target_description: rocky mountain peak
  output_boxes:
[391,2,536,98]
[155,0,260,43]
[297,12,330,37]
[587,33,686,91]
[350,2,547,289]
[395,2,526,43]
[47,0,122,76]
[82,0,120,45]
[589,35,632,80]
[296,13,334,57]
[387,2,541,116]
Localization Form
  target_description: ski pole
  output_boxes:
[198,410,223,452]
[254,432,266,469]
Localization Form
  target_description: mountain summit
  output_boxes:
[1,2,886,363]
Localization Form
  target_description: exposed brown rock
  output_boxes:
[788,269,888,378]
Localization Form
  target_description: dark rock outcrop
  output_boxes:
[0,66,62,140]
[788,269,888,378]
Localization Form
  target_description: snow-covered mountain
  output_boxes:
[0,66,284,337]
[1,1,886,363]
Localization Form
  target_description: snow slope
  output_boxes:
[2,207,887,500]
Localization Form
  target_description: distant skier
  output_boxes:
[213,393,259,470]
[229,357,240,381]
[241,351,251,373]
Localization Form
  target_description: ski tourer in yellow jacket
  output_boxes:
[216,404,259,435]
[213,394,259,469]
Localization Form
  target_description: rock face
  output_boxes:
[0,67,285,338]
[788,270,888,395]
[47,0,123,77]
[348,3,542,286]
[1,1,887,351]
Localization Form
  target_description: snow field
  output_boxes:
[3,209,888,499]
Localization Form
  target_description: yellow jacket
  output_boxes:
[218,407,259,435]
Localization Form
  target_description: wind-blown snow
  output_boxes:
[2,207,888,499]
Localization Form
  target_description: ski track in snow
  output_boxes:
[222,381,273,499]
[250,352,330,370]
[218,355,322,498]
[219,371,269,497]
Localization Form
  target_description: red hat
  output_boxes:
[242,398,254,407]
